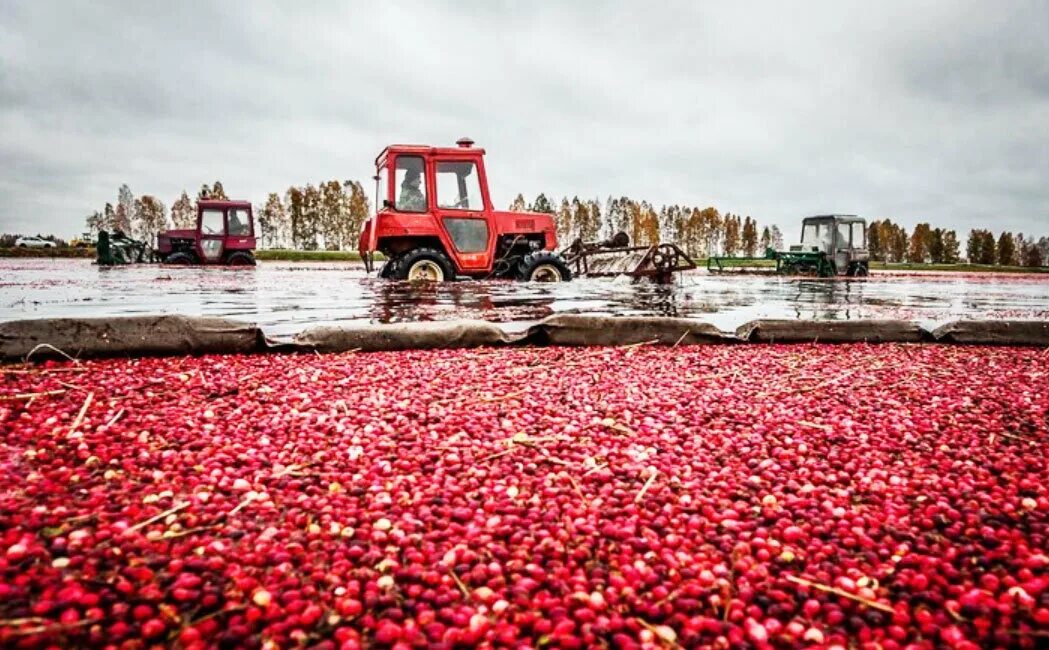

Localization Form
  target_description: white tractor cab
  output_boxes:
[783,215,870,277]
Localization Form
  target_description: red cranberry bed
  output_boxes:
[1,344,1047,649]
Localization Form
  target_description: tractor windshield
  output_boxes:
[802,221,833,252]
[436,161,484,211]
[229,209,251,236]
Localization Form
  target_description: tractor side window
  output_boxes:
[436,161,484,210]
[837,223,851,249]
[201,210,225,235]
[443,217,489,253]
[228,209,251,236]
[395,156,427,212]
[852,223,866,248]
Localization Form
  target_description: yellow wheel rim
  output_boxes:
[407,260,444,282]
[530,264,563,282]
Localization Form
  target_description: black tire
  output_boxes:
[18,243,27,248]
[845,262,867,277]
[163,251,197,265]
[378,256,399,279]
[226,251,256,266]
[516,251,572,282]
[390,247,455,282]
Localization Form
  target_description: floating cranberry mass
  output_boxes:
[1,344,1047,648]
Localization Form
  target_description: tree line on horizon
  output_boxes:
[72,184,1048,267]
[868,219,1048,267]
[508,193,782,258]
[79,184,783,258]
[82,181,372,252]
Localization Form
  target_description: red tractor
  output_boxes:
[156,199,257,265]
[359,138,572,282]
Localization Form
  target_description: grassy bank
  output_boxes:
[0,246,94,258]
[255,249,384,262]
[871,261,1049,274]
[0,248,379,262]
[696,257,1049,274]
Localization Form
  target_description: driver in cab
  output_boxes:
[397,168,425,212]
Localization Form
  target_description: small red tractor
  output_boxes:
[97,199,257,266]
[157,199,257,265]
[359,138,572,282]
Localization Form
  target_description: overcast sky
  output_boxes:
[1,1,1047,243]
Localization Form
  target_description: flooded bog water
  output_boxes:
[2,258,1048,338]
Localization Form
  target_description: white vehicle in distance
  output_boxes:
[15,236,56,248]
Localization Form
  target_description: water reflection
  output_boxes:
[1,259,1048,338]
[366,278,556,323]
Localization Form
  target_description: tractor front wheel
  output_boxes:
[164,252,197,265]
[517,251,572,282]
[378,256,400,279]
[391,248,455,282]
[226,252,256,266]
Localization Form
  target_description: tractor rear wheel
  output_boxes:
[391,248,455,282]
[226,252,256,266]
[164,252,197,265]
[849,262,869,277]
[517,251,572,282]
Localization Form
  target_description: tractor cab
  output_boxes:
[788,215,869,276]
[360,139,565,281]
[156,200,257,266]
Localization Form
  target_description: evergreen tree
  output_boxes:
[760,226,772,253]
[1037,237,1049,265]
[996,231,1016,266]
[941,230,960,263]
[1023,241,1045,267]
[966,230,982,262]
[928,228,945,263]
[978,231,996,264]
[529,194,554,214]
